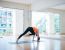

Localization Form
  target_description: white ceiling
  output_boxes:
[32,0,65,11]
[1,0,65,11]
[51,4,65,10]
[2,0,33,4]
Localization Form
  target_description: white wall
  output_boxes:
[16,10,23,35]
[16,9,32,35]
[23,10,32,31]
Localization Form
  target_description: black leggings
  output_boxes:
[17,27,35,40]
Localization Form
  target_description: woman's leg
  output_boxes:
[29,27,35,40]
[17,27,31,41]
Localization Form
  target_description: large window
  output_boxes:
[32,12,46,33]
[32,12,61,34]
[0,7,15,36]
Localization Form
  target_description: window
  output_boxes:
[32,12,61,34]
[0,7,15,35]
[54,14,61,33]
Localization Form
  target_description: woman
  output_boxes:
[16,27,40,43]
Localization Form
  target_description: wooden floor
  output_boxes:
[0,35,65,50]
